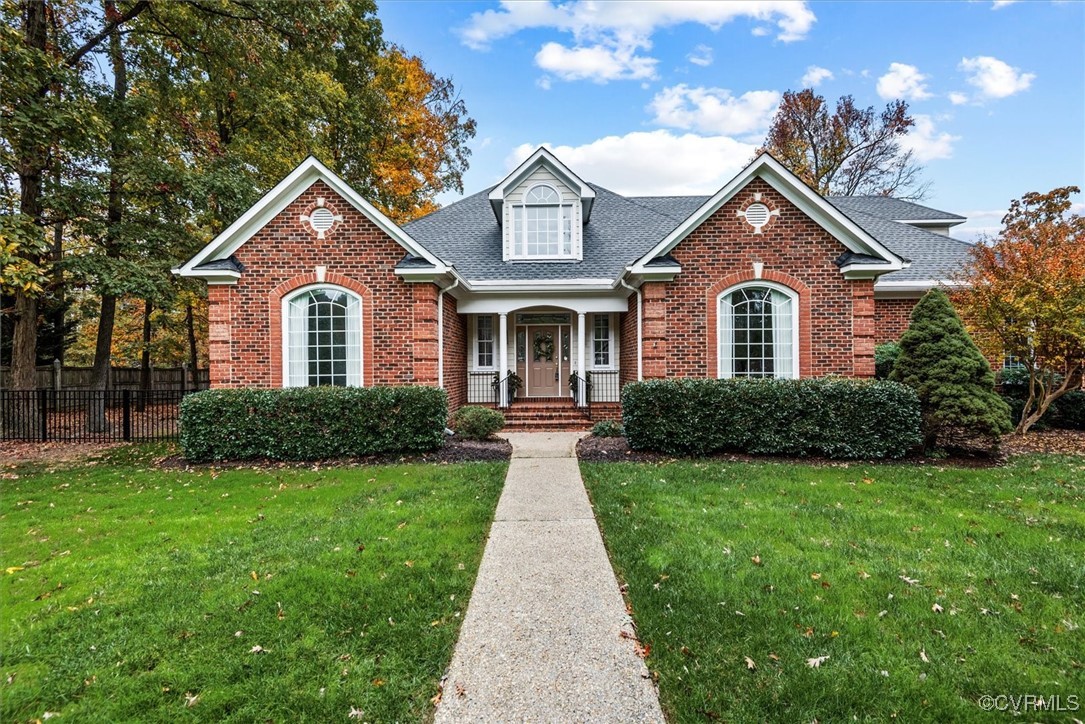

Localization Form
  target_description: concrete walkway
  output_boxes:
[434,432,664,723]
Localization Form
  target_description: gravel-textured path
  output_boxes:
[434,432,664,723]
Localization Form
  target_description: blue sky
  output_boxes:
[378,1,1084,240]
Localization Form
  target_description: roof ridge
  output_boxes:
[591,183,699,224]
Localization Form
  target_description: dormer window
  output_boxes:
[511,184,574,259]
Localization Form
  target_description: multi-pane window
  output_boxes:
[593,314,611,367]
[476,315,494,368]
[512,184,573,258]
[285,287,362,387]
[718,285,796,379]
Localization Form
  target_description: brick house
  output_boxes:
[175,148,972,425]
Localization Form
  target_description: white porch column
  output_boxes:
[498,312,509,407]
[577,311,587,407]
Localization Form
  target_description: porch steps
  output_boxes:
[495,398,621,432]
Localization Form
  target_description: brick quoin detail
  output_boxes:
[705,270,812,378]
[268,272,374,388]
[653,177,871,379]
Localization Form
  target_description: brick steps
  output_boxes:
[499,398,591,432]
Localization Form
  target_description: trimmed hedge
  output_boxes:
[180,386,448,462]
[622,378,922,459]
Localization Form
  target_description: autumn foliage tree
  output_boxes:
[761,88,927,199]
[954,186,1085,434]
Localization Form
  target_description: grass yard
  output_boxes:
[582,456,1085,722]
[1,446,507,722]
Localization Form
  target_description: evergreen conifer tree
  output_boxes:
[891,289,1012,451]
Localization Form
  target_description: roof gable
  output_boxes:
[488,147,596,222]
[630,154,905,278]
[174,156,445,283]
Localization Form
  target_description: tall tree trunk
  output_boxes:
[186,301,199,389]
[137,298,152,411]
[10,0,47,392]
[87,0,128,432]
[48,160,66,364]
[6,0,48,438]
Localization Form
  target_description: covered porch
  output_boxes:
[461,304,625,410]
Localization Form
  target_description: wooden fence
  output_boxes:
[0,363,209,392]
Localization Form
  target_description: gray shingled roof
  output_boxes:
[403,184,971,284]
[828,196,965,224]
[404,184,687,281]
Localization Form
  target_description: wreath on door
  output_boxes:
[533,332,555,361]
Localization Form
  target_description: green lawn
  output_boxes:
[1,447,507,722]
[582,456,1085,722]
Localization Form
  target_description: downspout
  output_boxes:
[437,277,460,389]
[619,275,643,381]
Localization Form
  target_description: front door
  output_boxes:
[528,326,560,396]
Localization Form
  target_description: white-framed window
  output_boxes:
[283,285,363,387]
[510,184,573,259]
[592,314,612,368]
[476,315,495,369]
[718,282,799,379]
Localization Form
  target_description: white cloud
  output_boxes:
[991,1,1018,9]
[959,56,1034,99]
[505,131,758,196]
[800,65,833,87]
[687,44,713,67]
[876,62,932,100]
[536,41,657,82]
[536,76,552,90]
[948,91,969,105]
[460,1,816,83]
[899,115,959,162]
[648,85,780,136]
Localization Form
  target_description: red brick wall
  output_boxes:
[658,177,875,379]
[618,293,638,389]
[874,298,916,344]
[443,294,467,413]
[209,179,436,389]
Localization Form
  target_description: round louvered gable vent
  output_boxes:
[308,207,336,233]
[744,203,771,229]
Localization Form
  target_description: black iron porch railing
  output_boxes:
[467,371,495,404]
[491,371,520,409]
[0,389,193,442]
[569,372,592,418]
[588,370,620,403]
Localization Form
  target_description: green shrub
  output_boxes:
[180,386,447,462]
[450,405,505,440]
[1051,391,1085,430]
[622,378,921,459]
[874,341,901,379]
[891,289,1012,451]
[591,419,625,437]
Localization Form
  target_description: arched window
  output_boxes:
[283,286,362,387]
[512,183,573,258]
[718,283,798,379]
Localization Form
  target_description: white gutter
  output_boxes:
[436,277,460,389]
[619,276,643,381]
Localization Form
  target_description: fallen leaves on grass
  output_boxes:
[348,706,365,720]
[184,693,200,708]
[249,645,268,654]
[744,656,756,671]
[806,655,829,668]
[750,555,763,566]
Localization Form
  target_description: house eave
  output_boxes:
[873,279,968,299]
[172,266,241,285]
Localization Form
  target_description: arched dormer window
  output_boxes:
[282,285,363,387]
[511,183,574,259]
[718,282,799,379]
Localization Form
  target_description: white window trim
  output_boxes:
[510,183,576,261]
[472,314,497,371]
[716,281,800,380]
[589,313,617,370]
[281,283,364,387]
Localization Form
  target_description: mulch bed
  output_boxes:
[156,437,513,470]
[577,429,1085,465]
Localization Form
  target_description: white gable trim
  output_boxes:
[489,146,596,223]
[173,156,446,282]
[629,154,905,276]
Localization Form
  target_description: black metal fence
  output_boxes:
[1,389,193,442]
